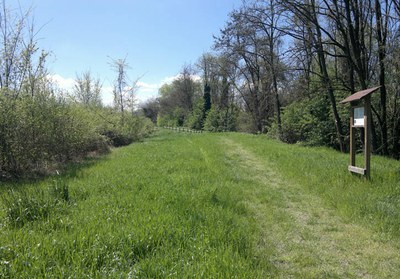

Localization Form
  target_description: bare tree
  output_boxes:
[240,0,285,134]
[109,57,138,114]
[215,3,287,133]
[74,70,102,107]
[0,0,48,97]
[280,0,346,151]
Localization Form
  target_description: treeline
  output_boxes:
[0,2,153,179]
[142,0,400,159]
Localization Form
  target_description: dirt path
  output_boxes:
[221,137,400,278]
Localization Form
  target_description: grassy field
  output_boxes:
[1,130,400,278]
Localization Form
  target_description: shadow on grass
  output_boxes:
[0,130,169,191]
[0,154,111,192]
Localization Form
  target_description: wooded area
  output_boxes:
[147,0,400,159]
[1,0,400,181]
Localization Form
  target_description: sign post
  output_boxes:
[340,87,380,179]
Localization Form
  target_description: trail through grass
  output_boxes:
[1,130,400,278]
[220,136,400,278]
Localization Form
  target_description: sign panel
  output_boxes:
[353,107,364,127]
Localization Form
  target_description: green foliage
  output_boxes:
[71,106,154,148]
[203,84,211,113]
[157,107,186,127]
[268,95,336,147]
[186,98,205,130]
[236,110,256,133]
[203,106,220,131]
[0,92,154,179]
[203,105,238,132]
[157,67,203,127]
[0,93,105,178]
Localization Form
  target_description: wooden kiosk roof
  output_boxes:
[340,86,380,104]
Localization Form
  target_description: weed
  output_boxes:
[49,178,70,203]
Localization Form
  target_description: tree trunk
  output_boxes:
[375,0,389,155]
[312,1,345,152]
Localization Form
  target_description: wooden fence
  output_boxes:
[162,126,204,133]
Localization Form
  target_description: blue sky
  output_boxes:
[17,0,242,104]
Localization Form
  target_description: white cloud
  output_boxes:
[136,81,160,93]
[160,74,202,85]
[160,74,181,85]
[101,85,114,106]
[49,74,75,91]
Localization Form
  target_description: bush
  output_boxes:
[157,107,186,128]
[268,95,337,147]
[203,105,238,132]
[0,93,113,178]
[0,92,154,179]
[186,99,205,130]
[97,110,154,147]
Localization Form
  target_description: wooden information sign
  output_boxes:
[340,86,380,179]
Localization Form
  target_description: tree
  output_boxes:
[157,64,202,126]
[215,9,267,132]
[280,0,346,151]
[0,0,48,97]
[374,0,390,155]
[73,70,102,107]
[140,98,160,124]
[196,53,235,108]
[240,0,284,134]
[109,57,138,114]
[203,83,211,114]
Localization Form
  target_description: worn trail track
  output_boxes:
[220,137,400,278]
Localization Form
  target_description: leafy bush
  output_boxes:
[0,93,111,178]
[268,95,337,147]
[186,99,205,130]
[203,105,238,132]
[157,107,186,127]
[0,92,154,179]
[95,109,154,147]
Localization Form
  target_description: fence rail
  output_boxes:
[162,126,204,133]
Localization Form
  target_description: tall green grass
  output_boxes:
[0,131,266,277]
[1,177,70,226]
[228,133,400,239]
[1,130,399,277]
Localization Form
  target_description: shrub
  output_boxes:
[268,95,337,147]
[203,105,238,132]
[98,111,154,147]
[0,93,111,178]
[0,90,154,179]
[186,99,205,130]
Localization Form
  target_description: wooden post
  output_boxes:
[350,105,356,167]
[364,96,371,179]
